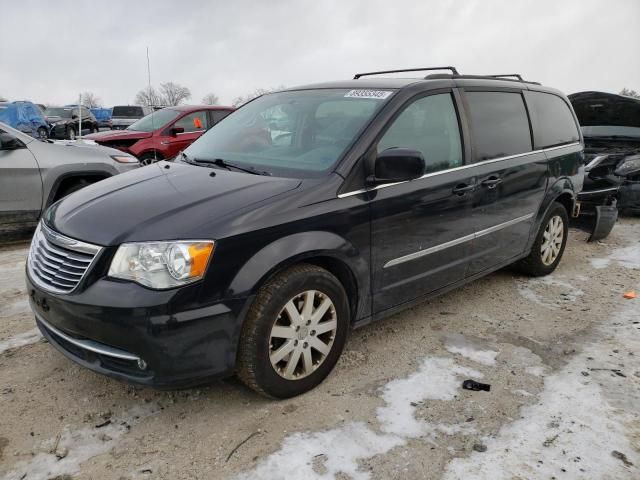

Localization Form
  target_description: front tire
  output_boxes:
[37,127,48,141]
[67,126,76,140]
[516,202,569,276]
[139,152,162,166]
[237,264,349,398]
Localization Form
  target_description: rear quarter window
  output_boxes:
[465,91,532,161]
[526,91,580,149]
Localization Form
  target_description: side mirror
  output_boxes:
[171,126,185,136]
[0,132,23,150]
[368,148,425,184]
[71,114,78,120]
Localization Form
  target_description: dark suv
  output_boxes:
[44,106,99,140]
[26,68,584,398]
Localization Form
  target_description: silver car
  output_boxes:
[0,122,138,238]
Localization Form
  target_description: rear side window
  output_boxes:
[377,93,462,173]
[527,91,580,148]
[212,110,231,124]
[465,91,532,161]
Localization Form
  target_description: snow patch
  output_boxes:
[0,328,42,355]
[524,365,546,377]
[0,296,30,318]
[443,288,640,479]
[378,357,481,437]
[2,403,160,480]
[591,222,640,270]
[512,389,533,397]
[517,275,584,308]
[442,333,499,366]
[237,357,481,480]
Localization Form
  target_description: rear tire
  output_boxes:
[516,202,569,276]
[237,264,349,398]
[37,127,48,141]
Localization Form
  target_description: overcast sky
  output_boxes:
[1,0,639,107]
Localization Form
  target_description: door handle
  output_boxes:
[452,183,475,195]
[481,177,503,189]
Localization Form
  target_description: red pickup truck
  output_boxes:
[85,105,234,164]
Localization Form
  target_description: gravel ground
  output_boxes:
[0,217,638,480]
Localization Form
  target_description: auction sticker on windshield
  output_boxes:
[344,90,394,99]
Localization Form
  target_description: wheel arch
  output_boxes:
[526,179,576,251]
[228,231,369,325]
[46,171,112,207]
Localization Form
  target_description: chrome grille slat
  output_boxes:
[41,242,93,263]
[27,223,102,294]
[32,259,82,282]
[38,249,88,269]
[33,253,84,276]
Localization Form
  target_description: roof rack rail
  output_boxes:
[487,74,523,81]
[353,66,459,79]
[423,72,540,85]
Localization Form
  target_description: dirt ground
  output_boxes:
[1,218,639,480]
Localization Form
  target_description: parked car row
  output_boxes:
[85,105,233,164]
[0,122,138,239]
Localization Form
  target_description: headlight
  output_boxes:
[614,155,640,177]
[108,241,214,289]
[110,154,138,164]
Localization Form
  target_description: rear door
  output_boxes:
[163,110,209,157]
[0,129,42,226]
[459,89,548,275]
[369,91,477,313]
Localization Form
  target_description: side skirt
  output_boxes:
[352,251,529,329]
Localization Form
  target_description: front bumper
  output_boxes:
[26,273,251,388]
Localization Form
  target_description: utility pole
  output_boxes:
[78,93,82,140]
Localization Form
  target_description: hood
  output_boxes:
[569,91,640,141]
[84,129,152,141]
[45,162,302,246]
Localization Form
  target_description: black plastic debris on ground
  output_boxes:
[462,379,491,392]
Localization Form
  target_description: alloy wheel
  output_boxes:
[541,215,564,266]
[268,290,338,380]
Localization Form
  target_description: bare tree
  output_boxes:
[80,92,101,108]
[620,88,640,99]
[134,86,163,107]
[201,93,220,105]
[159,82,191,106]
[232,88,270,107]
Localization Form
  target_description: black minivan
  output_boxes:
[26,68,584,398]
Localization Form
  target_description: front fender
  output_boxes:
[228,230,370,319]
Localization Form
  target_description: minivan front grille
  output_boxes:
[27,223,102,294]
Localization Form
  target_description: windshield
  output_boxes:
[44,107,72,118]
[183,88,394,177]
[127,109,181,132]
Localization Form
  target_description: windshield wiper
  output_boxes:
[181,153,270,176]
